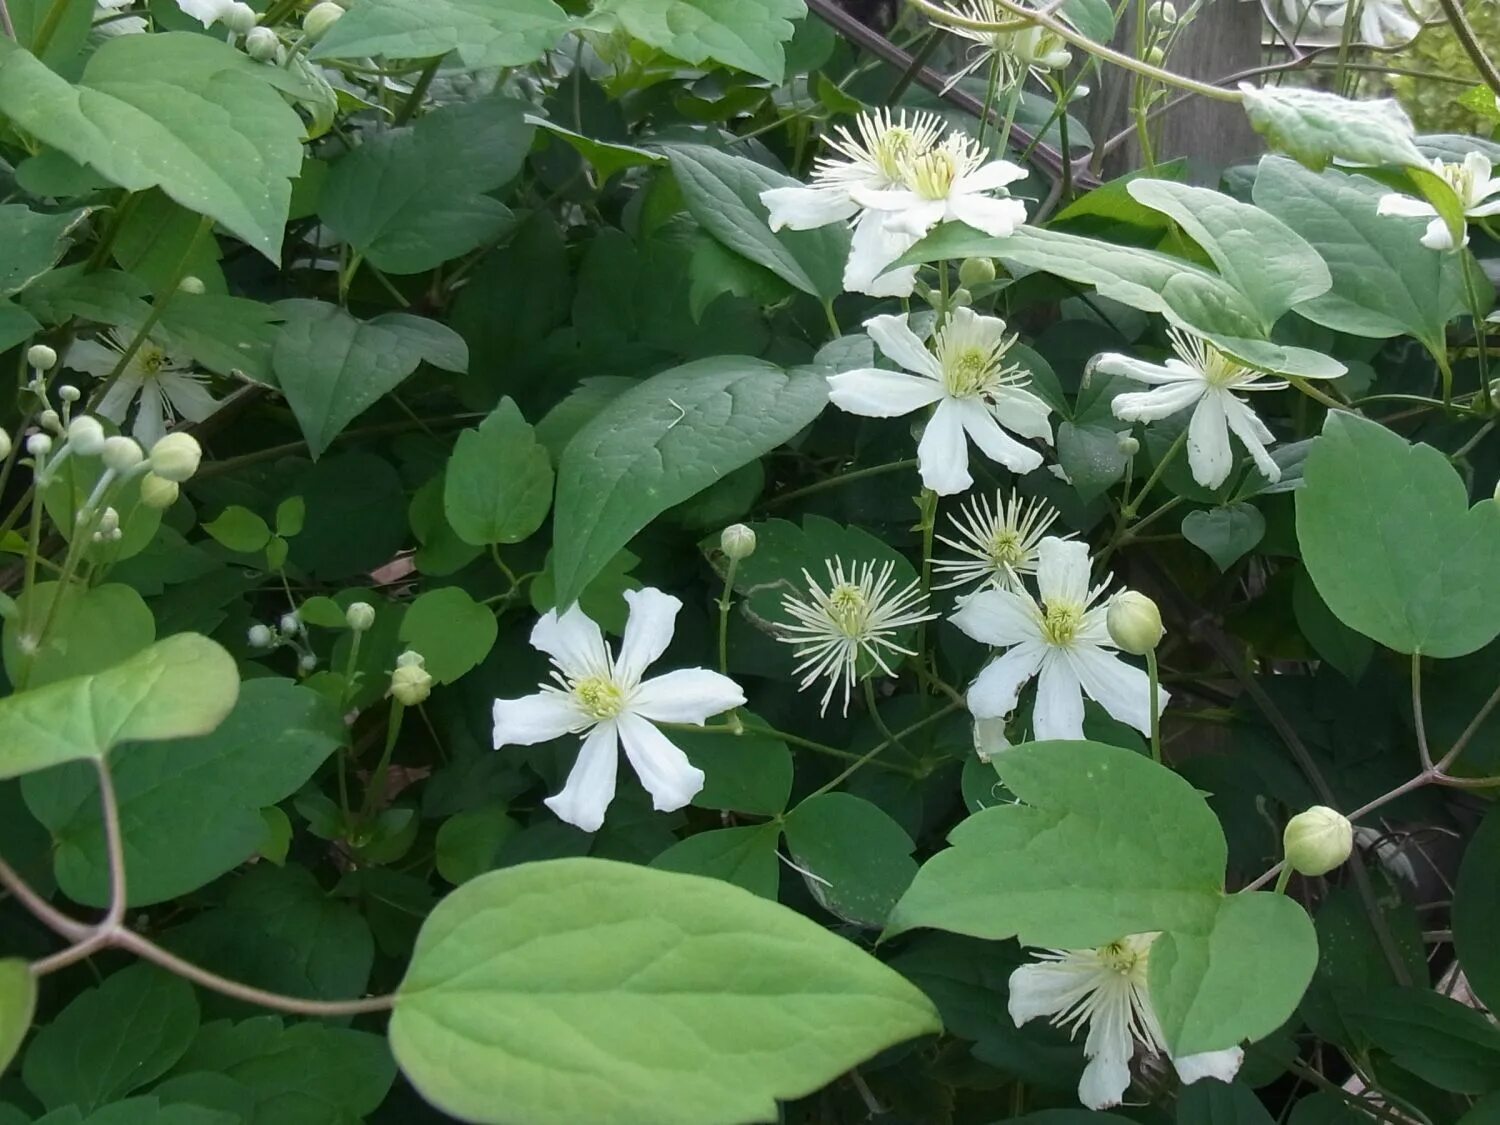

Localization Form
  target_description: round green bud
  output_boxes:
[67,416,107,456]
[958,257,997,287]
[1117,433,1140,457]
[148,432,202,482]
[1283,806,1353,877]
[178,275,206,296]
[951,287,973,308]
[1144,45,1167,67]
[244,25,279,60]
[38,409,61,434]
[299,652,318,672]
[1106,590,1163,655]
[139,473,180,510]
[345,601,376,632]
[720,523,757,561]
[302,1,344,40]
[101,435,143,472]
[390,661,433,706]
[26,344,56,371]
[1147,0,1177,25]
[396,649,426,669]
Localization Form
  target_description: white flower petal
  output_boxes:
[544,720,620,833]
[957,399,1043,474]
[884,199,948,239]
[1420,216,1463,251]
[1007,961,1093,1025]
[950,588,1040,647]
[1111,379,1206,423]
[492,691,585,747]
[865,313,942,379]
[844,210,920,297]
[850,185,923,212]
[1173,1046,1245,1087]
[968,642,1047,719]
[158,370,219,423]
[1036,536,1092,611]
[917,398,973,496]
[64,339,124,379]
[989,386,1054,443]
[1221,395,1281,483]
[828,368,944,418]
[1376,193,1435,219]
[617,712,706,813]
[759,185,857,232]
[631,667,745,724]
[94,370,144,424]
[1078,1039,1134,1110]
[960,159,1029,192]
[1032,650,1086,741]
[1186,391,1234,489]
[1092,353,1198,386]
[947,193,1028,238]
[174,0,234,26]
[531,604,610,680]
[1067,644,1165,738]
[615,587,681,686]
[130,386,169,448]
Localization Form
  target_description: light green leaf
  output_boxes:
[0,34,305,259]
[272,299,468,459]
[112,189,225,294]
[23,965,199,1113]
[1181,503,1266,571]
[158,293,281,383]
[1252,157,1467,348]
[667,144,848,302]
[389,857,940,1125]
[589,0,805,81]
[435,805,519,885]
[443,397,554,546]
[204,505,272,554]
[1297,412,1500,657]
[527,115,667,180]
[397,587,498,685]
[650,823,781,898]
[531,547,643,634]
[784,793,917,928]
[0,204,88,297]
[22,678,340,906]
[319,96,531,274]
[552,356,827,606]
[0,633,238,782]
[1176,1081,1276,1124]
[275,497,305,538]
[2,582,155,688]
[311,0,573,68]
[0,960,34,1078]
[1238,85,1425,170]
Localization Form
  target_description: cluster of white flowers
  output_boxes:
[760,110,1029,297]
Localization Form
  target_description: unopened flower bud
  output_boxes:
[101,435,143,472]
[1144,45,1167,66]
[951,287,973,308]
[1283,806,1353,877]
[390,656,432,705]
[720,523,757,561]
[178,275,206,296]
[1147,0,1177,24]
[92,507,120,542]
[0,429,11,460]
[1117,433,1140,457]
[26,433,51,458]
[302,1,343,40]
[58,385,81,404]
[67,416,106,456]
[247,623,273,648]
[1106,590,1163,655]
[139,473,180,510]
[244,25,279,59]
[148,432,201,482]
[396,650,426,669]
[299,652,318,672]
[345,601,375,631]
[221,0,257,33]
[279,612,301,636]
[27,344,56,371]
[958,257,997,287]
[39,409,60,433]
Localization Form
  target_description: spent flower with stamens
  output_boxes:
[941,0,1073,92]
[1377,152,1500,251]
[933,490,1067,593]
[777,558,937,716]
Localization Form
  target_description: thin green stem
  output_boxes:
[1462,251,1492,396]
[392,56,442,126]
[976,54,1003,151]
[1146,650,1161,764]
[1123,428,1186,519]
[761,459,918,510]
[360,700,407,823]
[801,699,962,802]
[1273,864,1293,895]
[717,556,739,676]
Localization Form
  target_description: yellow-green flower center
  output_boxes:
[826,583,871,637]
[573,675,626,720]
[909,150,958,201]
[1042,602,1084,646]
[943,346,995,397]
[873,128,918,182]
[986,529,1024,567]
[1099,939,1145,975]
[1440,159,1477,205]
[138,344,168,377]
[1199,345,1250,388]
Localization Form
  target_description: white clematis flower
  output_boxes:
[761,109,945,298]
[950,536,1167,741]
[1095,327,1327,490]
[828,308,1053,495]
[1283,0,1425,47]
[64,333,222,448]
[932,489,1068,593]
[174,0,244,27]
[492,588,746,833]
[942,0,1074,91]
[1009,933,1245,1110]
[1377,152,1500,251]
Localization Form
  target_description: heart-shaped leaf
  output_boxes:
[1182,503,1266,571]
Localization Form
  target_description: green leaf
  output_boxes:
[435,805,520,885]
[1175,1081,1275,1124]
[0,204,88,297]
[54,1098,238,1125]
[443,397,554,546]
[527,115,667,180]
[272,300,468,458]
[203,505,272,554]
[666,144,848,302]
[1238,85,1425,170]
[410,474,484,576]
[311,0,573,68]
[1455,806,1500,1012]
[0,633,238,782]
[784,793,917,928]
[0,34,305,259]
[275,497,305,538]
[1347,987,1500,1093]
[389,857,939,1124]
[0,960,35,1078]
[158,293,281,382]
[319,95,532,274]
[23,965,199,1113]
[1181,503,1266,571]
[672,720,793,816]
[552,356,827,606]
[531,547,643,634]
[650,823,781,898]
[589,0,805,81]
[397,587,498,685]
[1252,157,1466,349]
[22,678,340,906]
[1056,421,1130,501]
[1292,567,1373,682]
[1296,412,1500,657]
[3,582,155,688]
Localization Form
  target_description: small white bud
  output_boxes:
[38,409,61,434]
[0,429,11,460]
[101,435,143,472]
[958,257,996,287]
[139,473,180,510]
[26,433,51,458]
[1106,590,1164,655]
[345,601,376,631]
[57,385,81,403]
[299,652,318,672]
[279,612,301,636]
[1283,806,1353,877]
[26,344,56,371]
[244,25,279,59]
[1117,433,1140,456]
[177,275,206,296]
[67,416,106,456]
[950,287,973,308]
[95,507,120,536]
[395,649,426,669]
[720,523,757,561]
[221,0,257,33]
[148,432,202,482]
[302,1,343,40]
[247,624,273,648]
[390,660,433,706]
